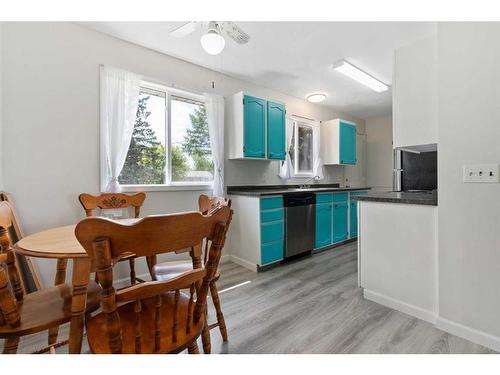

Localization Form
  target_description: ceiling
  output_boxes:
[82,22,436,119]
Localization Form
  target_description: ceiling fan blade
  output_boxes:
[222,22,250,44]
[170,22,198,38]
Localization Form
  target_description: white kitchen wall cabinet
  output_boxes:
[393,35,438,148]
[321,119,357,165]
[227,91,286,160]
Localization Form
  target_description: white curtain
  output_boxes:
[204,93,225,196]
[278,118,295,179]
[313,122,324,180]
[100,66,141,192]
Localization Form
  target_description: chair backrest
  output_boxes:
[198,195,233,264]
[0,201,25,328]
[75,205,231,353]
[198,194,232,215]
[78,192,146,218]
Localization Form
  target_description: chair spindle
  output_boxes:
[134,299,142,354]
[172,289,180,343]
[154,294,162,352]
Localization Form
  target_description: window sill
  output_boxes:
[117,184,214,193]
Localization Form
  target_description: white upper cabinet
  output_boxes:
[393,35,438,148]
[321,119,357,165]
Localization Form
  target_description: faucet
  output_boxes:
[300,175,320,189]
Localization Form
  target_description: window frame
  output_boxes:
[109,80,214,192]
[290,118,318,178]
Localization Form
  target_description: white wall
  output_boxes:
[366,115,393,191]
[0,23,3,191]
[1,22,365,285]
[393,35,437,148]
[437,23,500,350]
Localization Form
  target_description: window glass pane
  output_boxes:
[119,89,166,185]
[171,97,214,182]
[298,124,313,173]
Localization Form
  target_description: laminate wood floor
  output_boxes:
[12,242,495,354]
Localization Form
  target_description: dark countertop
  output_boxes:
[227,184,371,197]
[352,191,437,206]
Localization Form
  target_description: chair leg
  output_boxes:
[201,308,211,354]
[210,281,228,342]
[129,258,136,285]
[187,341,200,354]
[3,337,20,354]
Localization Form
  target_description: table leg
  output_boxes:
[48,258,68,345]
[68,258,91,354]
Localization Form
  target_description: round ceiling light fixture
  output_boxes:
[200,22,225,55]
[306,93,327,103]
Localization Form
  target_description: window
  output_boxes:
[290,121,315,176]
[118,82,213,189]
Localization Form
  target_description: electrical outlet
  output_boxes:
[463,164,499,183]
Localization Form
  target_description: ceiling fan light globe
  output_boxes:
[200,31,225,55]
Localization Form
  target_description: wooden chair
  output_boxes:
[150,195,233,354]
[78,192,146,284]
[75,205,232,354]
[0,201,101,354]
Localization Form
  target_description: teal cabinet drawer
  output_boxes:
[261,221,284,244]
[332,193,348,202]
[261,241,284,265]
[350,191,368,196]
[260,208,284,223]
[316,193,333,203]
[260,196,283,210]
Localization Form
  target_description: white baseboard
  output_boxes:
[364,289,437,324]
[436,317,500,352]
[227,254,257,272]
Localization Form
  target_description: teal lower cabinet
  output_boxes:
[332,201,348,243]
[315,202,332,248]
[349,200,358,238]
[315,191,369,250]
[349,191,368,239]
[260,196,284,265]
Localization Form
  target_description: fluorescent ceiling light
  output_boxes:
[306,93,327,103]
[333,60,389,93]
[200,23,225,55]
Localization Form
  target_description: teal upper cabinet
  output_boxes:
[267,101,286,160]
[339,122,357,165]
[320,119,357,165]
[228,92,286,160]
[243,95,266,158]
[316,202,332,249]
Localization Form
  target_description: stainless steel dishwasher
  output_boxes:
[284,193,316,258]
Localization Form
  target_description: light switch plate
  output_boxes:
[463,164,499,183]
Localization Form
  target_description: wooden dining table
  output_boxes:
[13,219,138,354]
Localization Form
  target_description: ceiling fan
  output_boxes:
[170,21,250,55]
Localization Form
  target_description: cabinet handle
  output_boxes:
[243,146,246,152]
